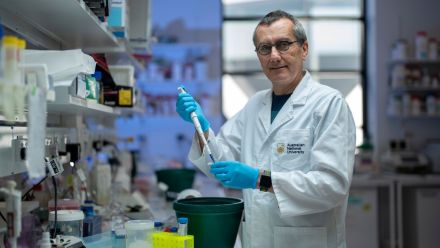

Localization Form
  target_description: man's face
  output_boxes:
[255,18,308,93]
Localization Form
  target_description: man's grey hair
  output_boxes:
[252,10,308,47]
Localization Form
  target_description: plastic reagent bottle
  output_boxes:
[0,21,4,79]
[15,38,26,118]
[1,35,18,120]
[95,152,111,206]
[177,217,188,236]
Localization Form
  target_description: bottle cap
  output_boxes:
[17,38,26,49]
[93,71,102,80]
[81,205,94,217]
[3,35,18,46]
[178,217,188,224]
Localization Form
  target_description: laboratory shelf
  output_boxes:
[0,0,118,50]
[388,114,440,120]
[48,87,120,118]
[114,39,145,71]
[85,38,145,71]
[48,96,121,117]
[150,42,212,60]
[389,87,440,93]
[389,59,440,66]
[392,174,440,186]
[115,106,145,115]
[351,175,394,187]
[0,0,146,72]
[152,42,212,51]
[141,80,221,94]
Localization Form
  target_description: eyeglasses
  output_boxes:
[255,40,301,55]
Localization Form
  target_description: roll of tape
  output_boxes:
[177,189,202,200]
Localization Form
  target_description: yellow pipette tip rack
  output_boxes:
[152,232,194,248]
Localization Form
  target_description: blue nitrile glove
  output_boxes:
[176,91,210,132]
[210,161,260,189]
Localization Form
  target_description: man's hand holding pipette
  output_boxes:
[176,89,210,132]
[176,86,216,163]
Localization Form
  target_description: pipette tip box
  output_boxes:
[152,232,194,248]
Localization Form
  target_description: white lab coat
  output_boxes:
[189,71,356,248]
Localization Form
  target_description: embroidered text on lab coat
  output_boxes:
[287,143,305,154]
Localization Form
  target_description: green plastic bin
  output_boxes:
[173,197,244,248]
[156,168,196,199]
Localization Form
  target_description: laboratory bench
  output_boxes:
[348,174,440,248]
[82,172,244,247]
[3,173,438,247]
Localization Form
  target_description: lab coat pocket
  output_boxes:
[274,226,327,248]
[272,129,310,171]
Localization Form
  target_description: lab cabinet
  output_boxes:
[396,175,440,248]
[347,176,395,248]
[346,188,379,248]
[402,188,440,248]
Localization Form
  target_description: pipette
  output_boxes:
[177,87,216,163]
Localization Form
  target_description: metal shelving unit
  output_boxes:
[388,58,440,120]
[388,114,440,119]
[0,0,142,119]
[389,59,440,66]
[48,87,121,118]
[389,87,440,93]
[0,0,118,50]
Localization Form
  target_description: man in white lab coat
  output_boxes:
[176,10,356,248]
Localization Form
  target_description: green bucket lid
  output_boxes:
[173,197,244,214]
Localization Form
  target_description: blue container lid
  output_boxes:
[93,71,102,81]
[178,217,188,224]
[81,205,94,217]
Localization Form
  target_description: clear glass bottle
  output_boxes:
[109,182,125,234]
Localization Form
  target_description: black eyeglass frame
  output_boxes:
[255,40,302,55]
